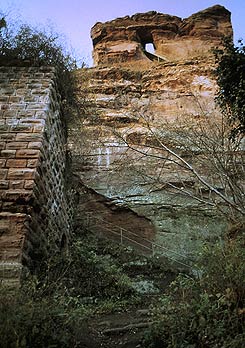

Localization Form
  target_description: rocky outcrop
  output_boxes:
[71,6,237,265]
[71,55,227,263]
[73,181,156,254]
[91,5,232,65]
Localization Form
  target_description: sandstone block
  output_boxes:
[0,180,9,189]
[0,169,8,180]
[35,111,48,119]
[1,201,31,214]
[27,159,39,168]
[31,89,48,96]
[33,73,45,78]
[15,88,27,95]
[33,125,45,133]
[0,247,22,261]
[16,149,40,159]
[24,180,35,189]
[1,87,15,95]
[0,124,10,132]
[0,150,16,158]
[0,262,23,280]
[8,96,22,103]
[19,118,45,125]
[15,133,43,142]
[0,218,10,233]
[7,168,36,180]
[2,110,18,118]
[5,119,19,126]
[4,190,33,202]
[22,96,39,103]
[10,125,33,132]
[27,141,42,149]
[16,110,35,118]
[0,96,9,103]
[26,103,47,110]
[6,159,27,168]
[6,142,28,149]
[0,133,16,141]
[0,159,6,167]
[9,180,24,189]
[10,103,26,110]
[28,83,43,89]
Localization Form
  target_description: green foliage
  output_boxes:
[215,39,245,137]
[143,239,245,348]
[0,17,6,30]
[1,23,74,67]
[40,234,137,301]
[0,233,139,347]
[0,12,79,106]
[0,288,91,348]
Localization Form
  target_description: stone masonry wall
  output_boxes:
[0,66,73,286]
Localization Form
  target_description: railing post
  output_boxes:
[120,228,123,245]
[86,212,90,227]
[152,243,155,256]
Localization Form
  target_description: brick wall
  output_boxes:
[0,66,73,286]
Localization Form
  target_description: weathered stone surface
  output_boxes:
[9,180,24,189]
[1,150,16,158]
[91,5,232,65]
[0,66,74,285]
[7,168,36,180]
[0,159,6,167]
[71,49,228,263]
[75,183,155,254]
[15,149,40,158]
[6,159,27,168]
[0,213,28,285]
[6,142,28,149]
[0,169,8,179]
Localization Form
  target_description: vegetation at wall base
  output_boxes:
[143,237,245,348]
[1,230,174,348]
[1,228,244,347]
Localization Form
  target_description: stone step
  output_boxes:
[102,321,153,335]
[93,310,153,348]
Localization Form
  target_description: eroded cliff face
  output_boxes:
[71,56,227,262]
[91,5,232,65]
[71,6,233,263]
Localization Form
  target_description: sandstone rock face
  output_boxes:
[91,5,232,65]
[70,6,240,266]
[71,55,228,265]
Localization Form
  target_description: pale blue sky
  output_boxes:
[1,0,244,66]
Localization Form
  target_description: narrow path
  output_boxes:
[91,305,154,347]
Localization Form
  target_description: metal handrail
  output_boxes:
[84,212,192,269]
[93,214,193,260]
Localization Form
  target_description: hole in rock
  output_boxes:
[145,43,155,54]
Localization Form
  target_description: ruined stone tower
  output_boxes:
[91,5,232,65]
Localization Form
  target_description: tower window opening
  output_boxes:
[145,43,155,54]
